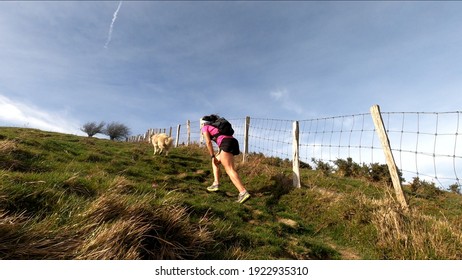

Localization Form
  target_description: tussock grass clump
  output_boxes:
[77,191,215,260]
[0,142,47,172]
[0,211,81,259]
[0,140,17,153]
[372,200,462,259]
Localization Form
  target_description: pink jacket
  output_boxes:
[201,125,233,147]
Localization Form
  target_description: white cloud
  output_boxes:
[270,89,285,101]
[269,89,304,116]
[0,94,84,135]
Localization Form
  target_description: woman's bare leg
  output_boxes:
[219,152,246,193]
[211,157,220,185]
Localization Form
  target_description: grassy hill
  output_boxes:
[1,127,461,260]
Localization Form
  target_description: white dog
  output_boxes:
[151,133,174,156]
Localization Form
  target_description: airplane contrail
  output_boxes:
[104,1,123,49]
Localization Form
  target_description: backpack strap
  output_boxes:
[206,125,220,142]
[211,131,220,142]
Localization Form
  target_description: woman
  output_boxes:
[200,114,250,204]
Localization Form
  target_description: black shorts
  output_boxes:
[219,137,240,156]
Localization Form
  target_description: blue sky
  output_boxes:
[1,1,462,137]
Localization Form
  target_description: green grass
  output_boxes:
[1,127,462,259]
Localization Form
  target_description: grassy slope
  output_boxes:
[1,127,461,260]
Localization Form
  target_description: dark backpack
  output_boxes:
[210,117,234,139]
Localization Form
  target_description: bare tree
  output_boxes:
[104,122,131,141]
[81,121,105,137]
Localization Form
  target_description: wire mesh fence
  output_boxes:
[134,108,461,189]
[381,111,461,188]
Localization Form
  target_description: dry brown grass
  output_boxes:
[372,198,462,259]
[0,211,80,259]
[75,186,216,260]
[0,140,17,153]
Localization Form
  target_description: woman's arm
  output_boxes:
[202,130,215,158]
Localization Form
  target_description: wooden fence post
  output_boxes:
[175,124,181,147]
[293,121,301,188]
[199,118,204,147]
[370,105,408,209]
[243,116,250,163]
